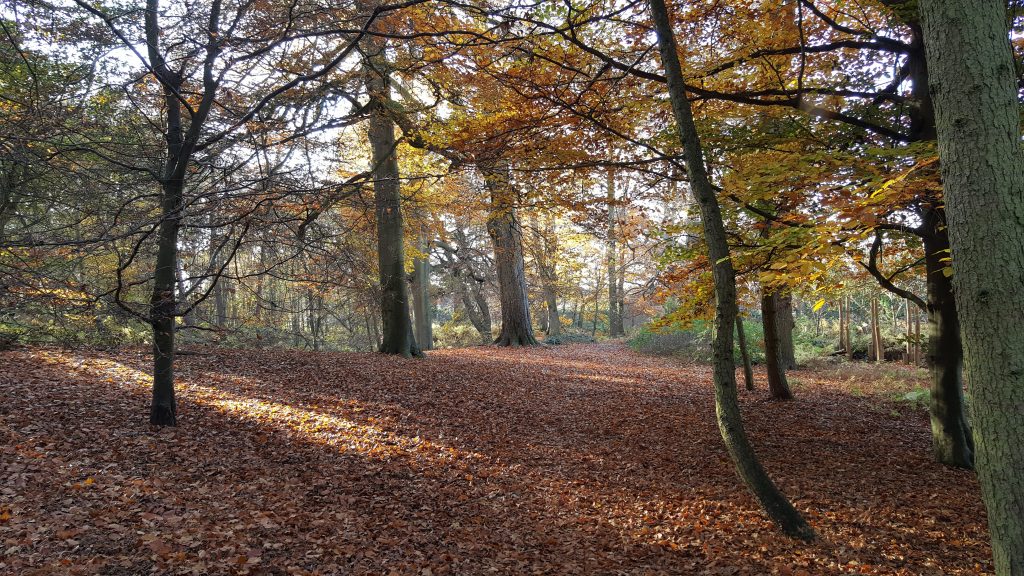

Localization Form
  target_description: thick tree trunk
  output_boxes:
[761,291,793,400]
[777,294,796,369]
[736,316,755,391]
[481,159,538,346]
[650,0,813,541]
[920,0,1024,570]
[364,35,420,358]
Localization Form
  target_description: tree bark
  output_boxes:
[923,207,973,468]
[412,231,432,351]
[869,297,882,363]
[844,296,853,360]
[777,293,796,369]
[761,291,793,400]
[150,177,181,426]
[480,159,538,346]
[539,215,561,337]
[606,169,624,337]
[906,298,913,363]
[364,30,421,358]
[650,0,813,541]
[920,0,1024,570]
[736,316,755,391]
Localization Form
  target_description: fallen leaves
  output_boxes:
[0,343,992,575]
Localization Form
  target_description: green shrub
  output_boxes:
[434,321,485,348]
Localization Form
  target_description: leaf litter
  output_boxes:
[0,343,990,574]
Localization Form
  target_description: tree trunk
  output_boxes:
[844,296,853,360]
[777,294,796,369]
[591,264,604,339]
[906,298,913,363]
[922,208,974,469]
[838,297,847,355]
[761,291,793,400]
[650,0,813,541]
[364,33,421,358]
[617,247,626,331]
[606,169,624,337]
[150,177,182,426]
[914,307,922,364]
[869,298,882,363]
[920,0,1024,570]
[535,214,561,338]
[412,231,432,351]
[736,316,754,391]
[481,159,538,346]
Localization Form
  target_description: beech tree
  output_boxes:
[360,2,422,357]
[919,0,1024,571]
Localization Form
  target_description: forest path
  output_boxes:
[0,343,989,575]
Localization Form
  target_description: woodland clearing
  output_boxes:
[0,342,988,575]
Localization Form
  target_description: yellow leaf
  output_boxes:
[812,299,826,312]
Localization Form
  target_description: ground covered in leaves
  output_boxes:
[1,343,990,575]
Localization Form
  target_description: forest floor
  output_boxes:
[0,342,990,575]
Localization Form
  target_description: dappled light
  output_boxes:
[1,343,990,574]
[2,0,1021,570]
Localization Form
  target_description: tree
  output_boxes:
[919,0,1024,571]
[761,291,793,400]
[412,230,433,351]
[606,169,624,337]
[69,0,391,424]
[361,8,422,357]
[648,0,813,541]
[480,157,539,346]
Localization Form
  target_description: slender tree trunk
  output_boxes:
[914,308,922,364]
[844,296,853,360]
[736,316,754,391]
[364,31,420,358]
[535,214,561,338]
[150,177,182,426]
[412,231,432,351]
[606,169,624,337]
[761,291,793,400]
[175,261,194,329]
[456,277,492,344]
[617,247,626,331]
[777,294,796,369]
[922,209,974,468]
[869,298,882,362]
[838,298,847,355]
[920,0,1024,570]
[906,298,914,363]
[480,159,538,346]
[591,264,604,339]
[650,0,813,540]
